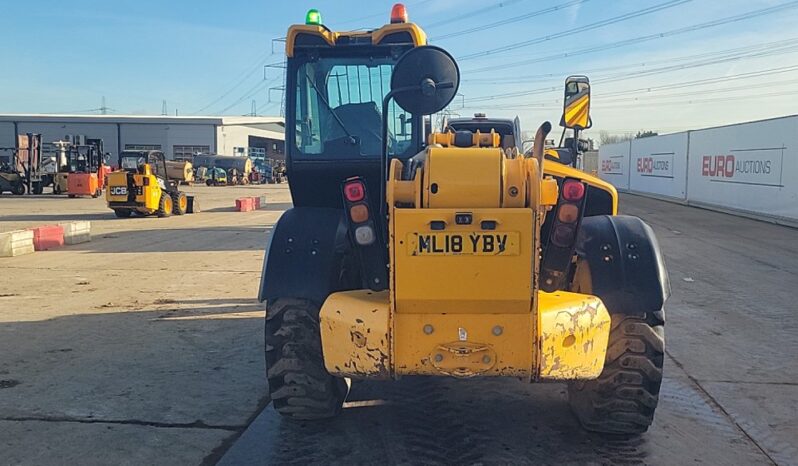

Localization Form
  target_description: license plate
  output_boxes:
[409,232,520,256]
[110,186,127,195]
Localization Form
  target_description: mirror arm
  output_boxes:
[380,85,420,224]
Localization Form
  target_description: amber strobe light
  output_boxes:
[391,3,408,23]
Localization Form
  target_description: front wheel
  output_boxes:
[13,183,25,195]
[264,298,348,420]
[568,310,664,435]
[172,192,187,215]
[157,193,173,217]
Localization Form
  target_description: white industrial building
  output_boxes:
[0,114,285,162]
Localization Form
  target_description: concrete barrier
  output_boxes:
[258,195,267,209]
[30,225,65,251]
[253,197,261,209]
[0,229,35,257]
[235,198,255,212]
[60,221,91,245]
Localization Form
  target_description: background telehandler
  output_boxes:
[259,5,668,435]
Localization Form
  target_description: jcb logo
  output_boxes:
[110,186,127,196]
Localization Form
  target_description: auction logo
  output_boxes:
[600,156,624,175]
[701,148,783,187]
[636,153,674,178]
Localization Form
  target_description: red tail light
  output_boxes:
[562,179,585,201]
[391,3,408,23]
[344,180,365,202]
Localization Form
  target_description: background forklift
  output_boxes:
[53,137,109,197]
[0,134,49,195]
[0,152,26,195]
[106,150,191,218]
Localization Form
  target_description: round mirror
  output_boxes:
[390,46,460,115]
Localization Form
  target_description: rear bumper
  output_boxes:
[318,290,611,381]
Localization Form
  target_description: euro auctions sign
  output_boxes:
[700,148,784,187]
[636,153,674,178]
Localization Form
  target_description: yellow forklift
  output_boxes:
[106,150,189,218]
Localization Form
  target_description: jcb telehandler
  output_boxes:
[259,5,669,435]
[106,150,189,218]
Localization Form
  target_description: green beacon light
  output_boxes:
[305,9,322,25]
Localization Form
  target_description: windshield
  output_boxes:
[293,56,415,159]
[120,155,145,170]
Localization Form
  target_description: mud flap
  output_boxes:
[258,207,352,310]
[575,215,670,316]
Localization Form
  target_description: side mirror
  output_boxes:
[389,45,460,115]
[560,75,591,130]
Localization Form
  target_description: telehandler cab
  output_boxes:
[259,5,669,435]
[106,150,189,218]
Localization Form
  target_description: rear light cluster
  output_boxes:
[540,178,588,292]
[343,178,375,246]
[551,179,585,247]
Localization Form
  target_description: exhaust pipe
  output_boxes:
[531,121,552,179]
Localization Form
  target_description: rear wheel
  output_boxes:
[113,209,132,218]
[172,192,187,215]
[13,183,25,195]
[157,193,173,217]
[264,298,348,420]
[568,310,664,435]
[206,179,214,187]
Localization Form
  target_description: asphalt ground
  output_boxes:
[1,187,796,465]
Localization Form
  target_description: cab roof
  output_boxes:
[285,22,427,57]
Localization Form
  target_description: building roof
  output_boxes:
[0,114,284,127]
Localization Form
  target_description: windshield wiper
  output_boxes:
[304,70,358,145]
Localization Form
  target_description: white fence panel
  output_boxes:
[687,116,798,222]
[598,140,631,191]
[629,133,688,200]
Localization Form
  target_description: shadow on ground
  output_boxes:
[65,226,273,253]
[0,302,267,464]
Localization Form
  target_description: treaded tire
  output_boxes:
[264,298,348,420]
[172,192,187,215]
[568,310,664,435]
[157,193,172,217]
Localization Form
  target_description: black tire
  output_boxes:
[568,310,664,435]
[13,183,25,195]
[264,298,348,420]
[33,182,43,195]
[206,179,214,187]
[114,209,132,218]
[157,193,172,218]
[172,192,187,215]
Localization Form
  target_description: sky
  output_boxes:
[1,0,798,138]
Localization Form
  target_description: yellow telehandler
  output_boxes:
[258,5,668,435]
